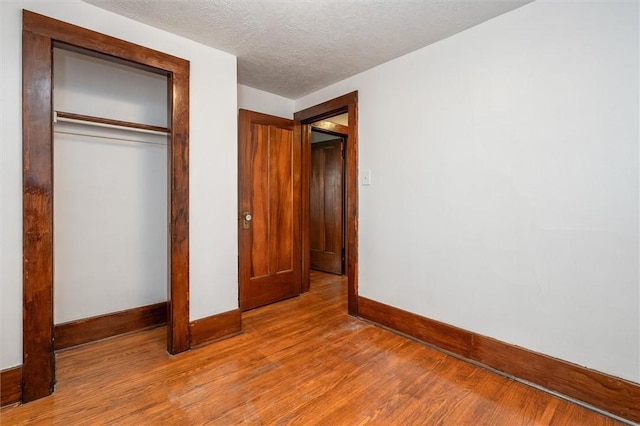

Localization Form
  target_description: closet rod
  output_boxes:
[55,111,170,135]
[54,130,168,147]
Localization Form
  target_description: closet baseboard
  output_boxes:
[190,309,242,347]
[54,302,167,350]
[358,296,640,424]
[0,366,23,407]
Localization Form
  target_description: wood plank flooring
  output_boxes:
[1,271,623,425]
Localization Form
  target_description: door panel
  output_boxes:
[239,110,301,310]
[310,139,344,274]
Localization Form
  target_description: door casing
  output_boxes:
[21,10,190,402]
[296,92,358,315]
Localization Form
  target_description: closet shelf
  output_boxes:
[54,111,170,135]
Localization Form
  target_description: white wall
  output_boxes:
[238,84,294,119]
[54,48,168,127]
[53,125,168,323]
[296,1,639,382]
[1,0,238,369]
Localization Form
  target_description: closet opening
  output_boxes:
[51,46,169,350]
[22,10,190,403]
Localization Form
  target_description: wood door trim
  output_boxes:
[22,27,54,402]
[295,92,358,122]
[295,92,358,315]
[22,10,190,402]
[23,13,187,72]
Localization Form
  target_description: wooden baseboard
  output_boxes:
[54,302,167,350]
[7,305,238,407]
[358,296,640,423]
[190,309,242,347]
[1,366,23,407]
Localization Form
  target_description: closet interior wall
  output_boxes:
[53,47,168,325]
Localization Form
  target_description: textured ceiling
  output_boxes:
[83,0,533,99]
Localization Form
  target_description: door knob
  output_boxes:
[242,212,252,229]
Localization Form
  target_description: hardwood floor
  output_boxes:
[1,271,623,425]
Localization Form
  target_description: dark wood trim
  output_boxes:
[54,302,167,350]
[295,91,358,315]
[293,119,303,294]
[22,27,55,403]
[472,335,640,424]
[345,99,358,315]
[167,62,190,355]
[294,92,358,123]
[23,13,186,74]
[300,124,312,293]
[358,297,472,358]
[56,111,170,133]
[189,309,242,347]
[22,10,190,403]
[0,366,23,407]
[358,296,640,423]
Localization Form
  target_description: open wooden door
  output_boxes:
[238,110,301,310]
[310,139,344,274]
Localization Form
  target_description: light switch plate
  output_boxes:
[361,169,371,186]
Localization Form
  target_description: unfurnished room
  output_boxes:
[1,0,639,424]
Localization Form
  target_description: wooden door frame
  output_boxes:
[22,10,190,402]
[295,92,358,315]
